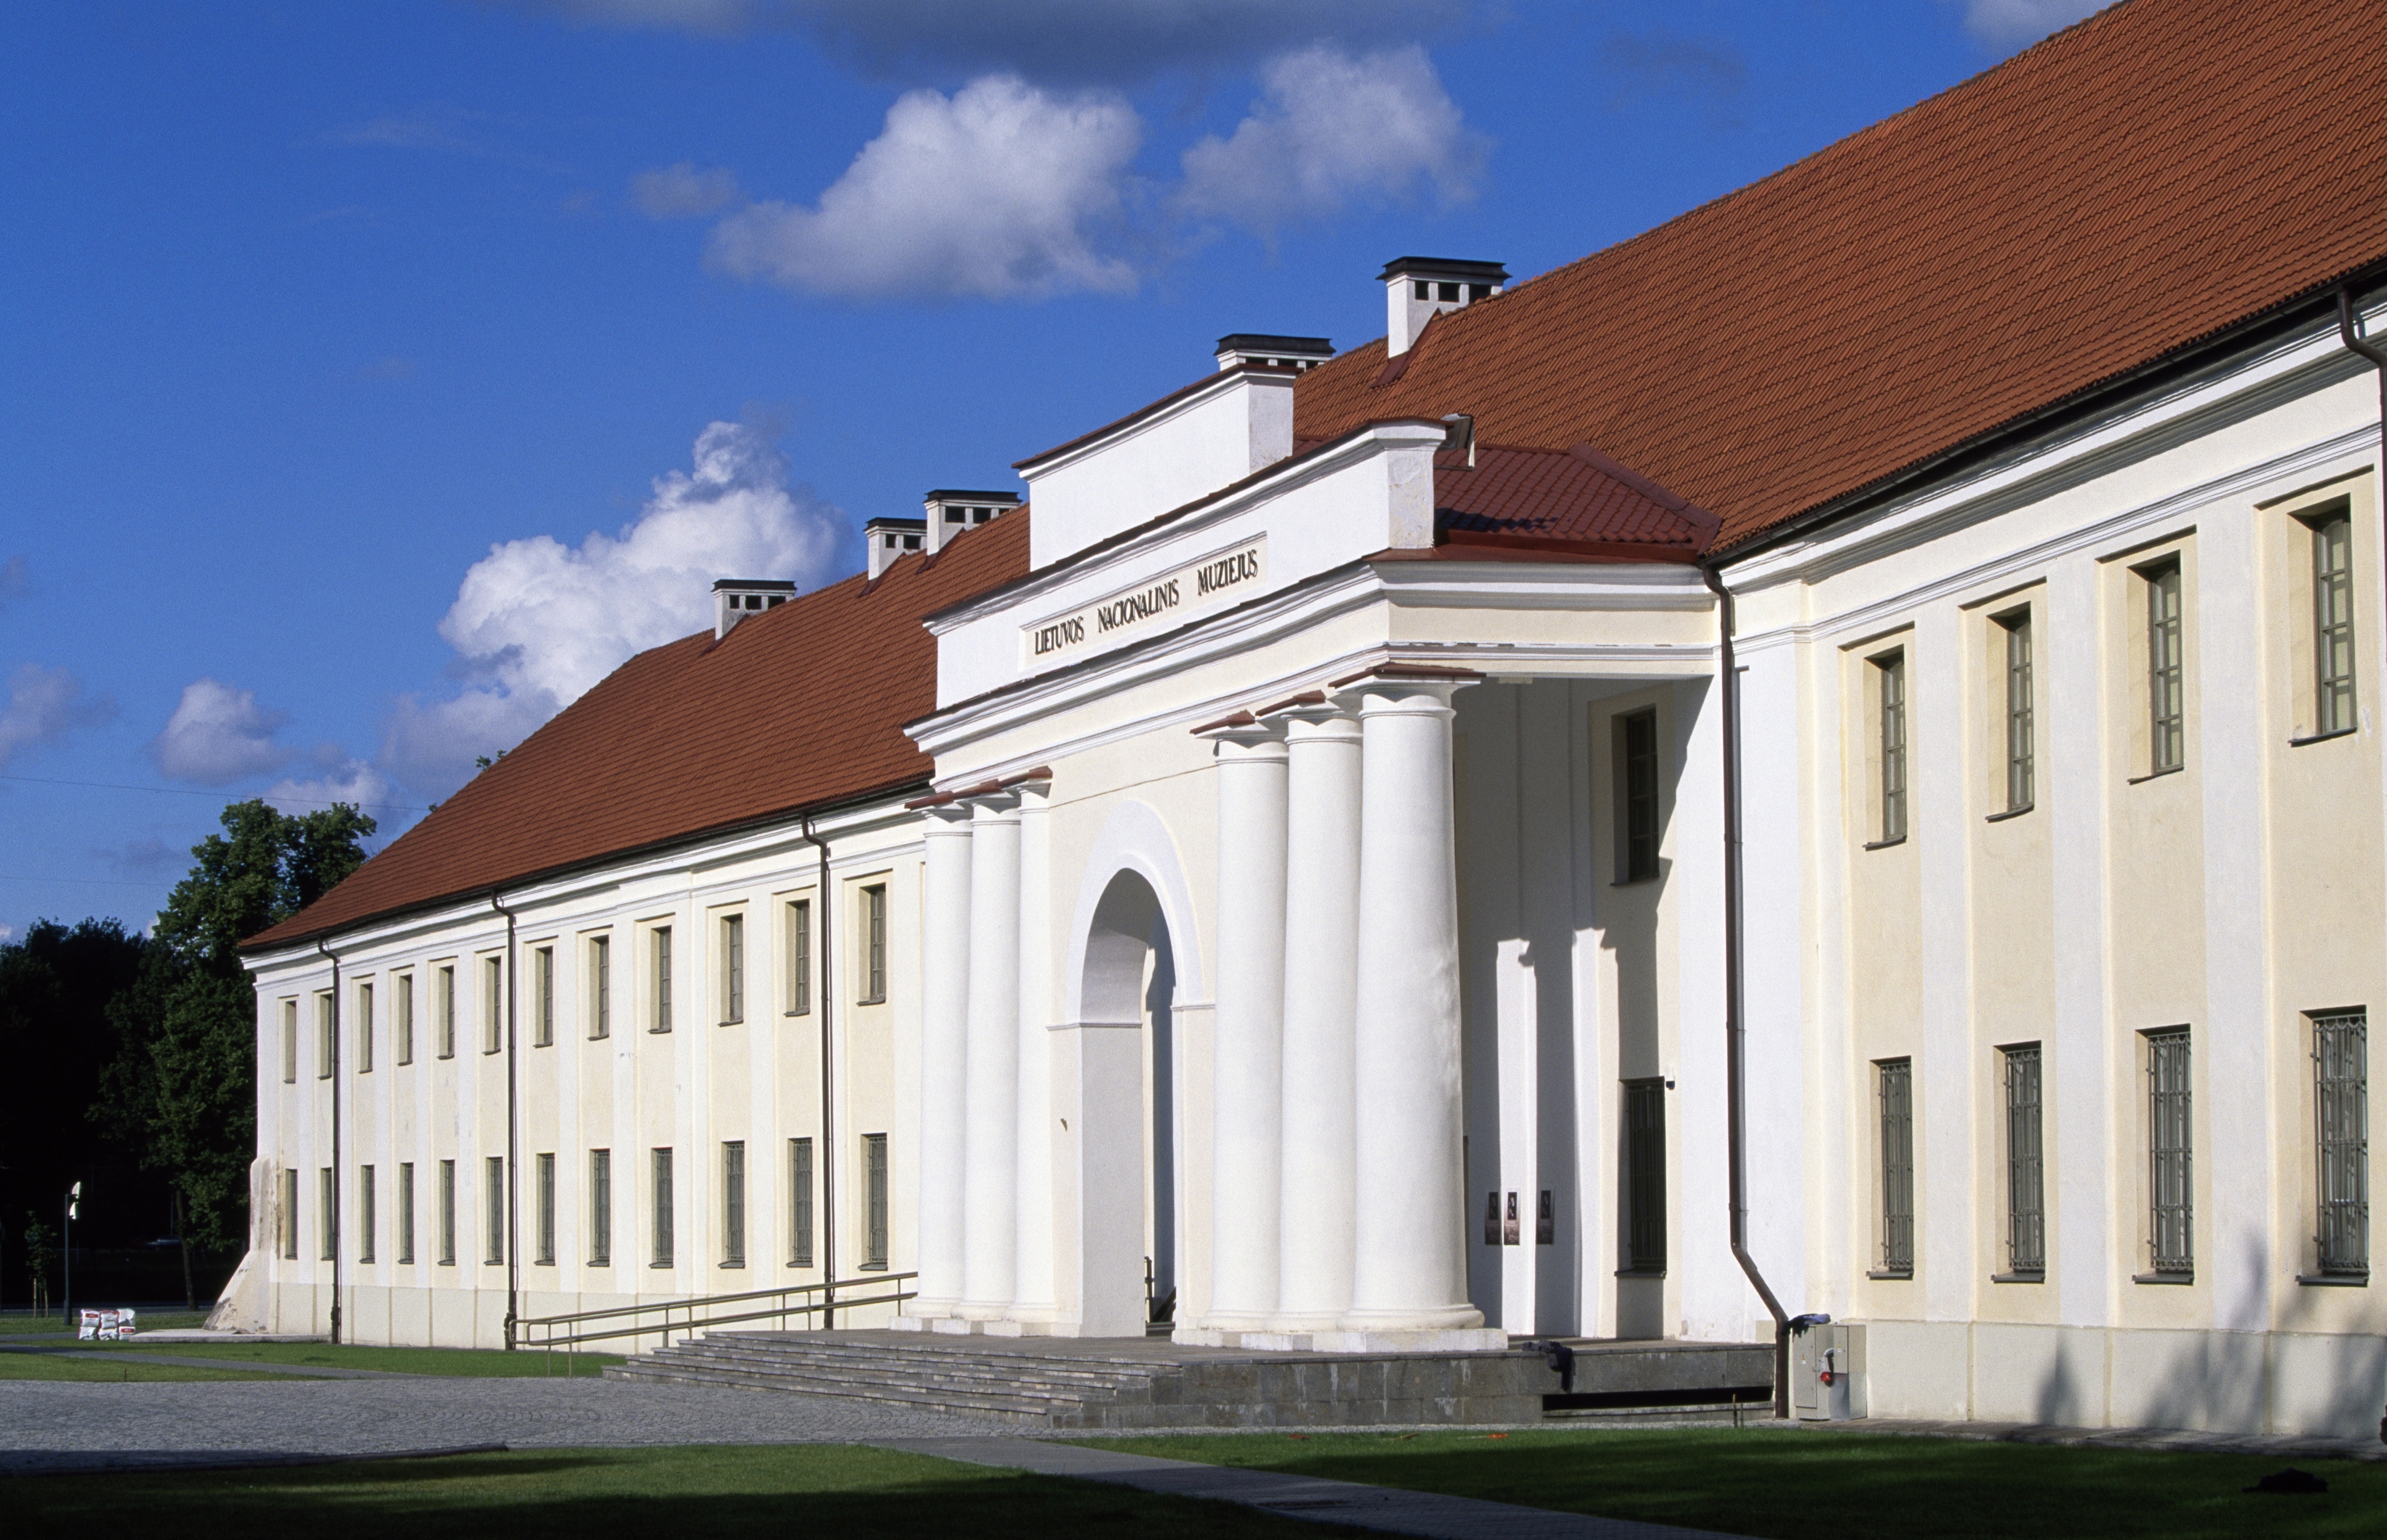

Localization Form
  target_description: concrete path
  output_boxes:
[878,1436,1754,1540]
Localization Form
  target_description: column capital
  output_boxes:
[918,801,977,832]
[1261,691,1362,742]
[1192,710,1287,758]
[1330,663,1482,716]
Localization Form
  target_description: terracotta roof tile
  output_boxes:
[1435,444,1716,557]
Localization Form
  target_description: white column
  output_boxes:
[1270,699,1362,1336]
[960,790,1023,1320]
[1013,774,1059,1325]
[908,802,973,1323]
[1335,673,1500,1349]
[1194,716,1288,1338]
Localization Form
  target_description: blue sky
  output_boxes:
[0,0,2101,939]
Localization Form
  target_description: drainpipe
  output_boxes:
[801,815,838,1328]
[315,937,342,1345]
[1698,563,1794,1419]
[2338,286,2387,591]
[490,890,519,1349]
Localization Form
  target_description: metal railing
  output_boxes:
[511,1272,916,1373]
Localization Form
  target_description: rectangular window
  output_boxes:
[789,1137,815,1267]
[2002,1044,2045,1277]
[438,1159,457,1265]
[2145,561,2184,773]
[1620,709,1660,883]
[395,974,414,1065]
[357,1165,376,1264]
[2315,512,2358,737]
[2314,1010,2369,1277]
[861,885,887,1004]
[1623,1078,1666,1274]
[590,1149,612,1266]
[281,999,298,1084]
[2000,612,2034,812]
[1877,1059,1915,1277]
[786,901,812,1016]
[280,1167,299,1259]
[651,1147,674,1267]
[319,1166,336,1261]
[721,914,745,1024]
[485,1155,506,1265]
[1877,652,1908,843]
[397,1162,415,1264]
[652,927,674,1033]
[436,965,456,1059]
[355,982,375,1073]
[317,993,334,1079]
[2147,1027,2194,1277]
[722,1141,747,1267]
[483,956,504,1054]
[535,1152,556,1266]
[590,935,611,1039]
[862,1133,889,1270]
[533,946,554,1047]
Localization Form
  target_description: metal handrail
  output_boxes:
[511,1272,917,1371]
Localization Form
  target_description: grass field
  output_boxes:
[1079,1426,2383,1540]
[0,1310,210,1335]
[0,1353,285,1383]
[8,1444,1346,1540]
[98,1342,626,1378]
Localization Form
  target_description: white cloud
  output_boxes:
[709,75,1141,300]
[1178,45,1484,236]
[382,418,844,795]
[149,678,294,784]
[632,161,743,218]
[266,756,399,819]
[1960,1,2105,49]
[0,664,115,771]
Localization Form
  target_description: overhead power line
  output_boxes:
[0,772,425,814]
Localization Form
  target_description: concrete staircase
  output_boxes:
[605,1328,1772,1430]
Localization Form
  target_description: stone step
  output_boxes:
[604,1361,1075,1421]
[641,1343,1164,1395]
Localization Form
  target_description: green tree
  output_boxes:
[97,799,376,1253]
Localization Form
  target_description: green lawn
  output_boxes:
[1078,1427,2386,1540]
[8,1444,1351,1540]
[0,1310,209,1335]
[0,1353,282,1383]
[97,1341,625,1377]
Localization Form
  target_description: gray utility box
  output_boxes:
[1790,1321,1867,1421]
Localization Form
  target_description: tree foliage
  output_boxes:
[97,799,375,1251]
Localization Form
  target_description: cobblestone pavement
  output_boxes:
[0,1378,1010,1476]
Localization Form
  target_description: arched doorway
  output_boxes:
[1072,867,1180,1337]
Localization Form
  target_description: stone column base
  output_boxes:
[1176,1326,1510,1354]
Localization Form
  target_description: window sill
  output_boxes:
[2290,727,2359,748]
[1611,875,1660,889]
[2131,1270,2194,1285]
[2126,765,2184,786]
[719,1018,743,1027]
[855,997,888,1008]
[856,1262,889,1273]
[1865,1268,1913,1281]
[2296,1271,2369,1287]
[647,1026,672,1035]
[650,1261,675,1270]
[532,1260,554,1268]
[1614,1268,1667,1280]
[1990,1271,2045,1284]
[436,1053,455,1062]
[719,1262,745,1270]
[1861,837,1907,852]
[1984,805,2034,824]
[784,1008,812,1019]
[587,1260,610,1269]
[588,1033,609,1042]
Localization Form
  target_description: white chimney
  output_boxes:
[712,578,795,639]
[864,518,925,580]
[922,489,1022,554]
[1214,333,1334,373]
[1382,256,1508,358]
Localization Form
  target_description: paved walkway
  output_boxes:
[880,1436,1752,1539]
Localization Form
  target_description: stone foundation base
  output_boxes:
[1176,1326,1511,1354]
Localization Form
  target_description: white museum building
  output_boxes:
[228,0,2387,1436]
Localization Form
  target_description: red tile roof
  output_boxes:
[243,514,1031,950]
[1293,0,2387,553]
[1435,443,1717,558]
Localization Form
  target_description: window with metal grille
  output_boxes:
[356,981,373,1073]
[317,994,334,1079]
[533,946,554,1046]
[1620,709,1661,883]
[485,1156,506,1265]
[789,1137,815,1267]
[398,1162,415,1264]
[1877,653,1908,842]
[589,1148,612,1266]
[652,928,673,1032]
[722,914,745,1023]
[1877,1059,1914,1276]
[320,1167,336,1261]
[2146,1027,2193,1276]
[437,965,456,1058]
[721,1141,746,1266]
[2002,1044,2045,1276]
[590,934,610,1039]
[281,998,298,1083]
[2000,612,2034,811]
[651,1147,674,1268]
[2313,1011,2369,1277]
[861,885,887,1004]
[862,1133,889,1270]
[483,956,503,1053]
[395,974,414,1065]
[535,1152,556,1266]
[2145,562,2184,773]
[786,900,812,1016]
[1623,1078,1667,1273]
[438,1159,457,1265]
[2314,513,2358,737]
[358,1165,375,1263]
[280,1168,299,1259]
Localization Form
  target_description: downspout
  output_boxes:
[490,891,519,1349]
[2337,286,2387,591]
[315,937,342,1345]
[801,815,838,1328]
[1699,562,1794,1419]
